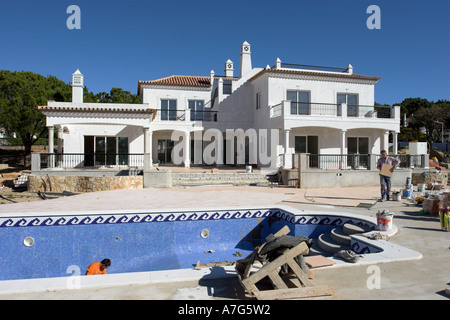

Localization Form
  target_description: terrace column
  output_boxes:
[143,128,152,168]
[47,126,54,168]
[284,129,292,169]
[48,126,54,153]
[184,131,191,168]
[57,127,63,154]
[143,127,150,154]
[392,131,398,155]
[340,129,347,169]
[383,131,389,153]
[56,127,63,168]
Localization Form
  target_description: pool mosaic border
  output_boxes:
[0,208,377,231]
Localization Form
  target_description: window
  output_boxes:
[337,93,358,116]
[188,100,204,121]
[223,81,232,94]
[287,90,310,115]
[256,92,261,110]
[84,136,129,166]
[161,99,177,120]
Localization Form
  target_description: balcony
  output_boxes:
[156,109,218,122]
[270,101,398,119]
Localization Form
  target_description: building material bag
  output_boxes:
[423,196,441,216]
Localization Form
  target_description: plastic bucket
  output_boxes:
[402,188,412,198]
[376,211,394,232]
[392,192,401,201]
[417,184,426,192]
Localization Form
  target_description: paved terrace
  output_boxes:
[0,185,448,300]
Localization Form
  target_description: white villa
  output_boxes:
[38,41,400,171]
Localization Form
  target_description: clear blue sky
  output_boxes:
[1,0,449,105]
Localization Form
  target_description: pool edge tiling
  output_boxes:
[0,205,422,294]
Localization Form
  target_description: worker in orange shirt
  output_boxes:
[85,259,111,275]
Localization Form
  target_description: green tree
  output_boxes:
[398,97,432,119]
[407,100,449,143]
[0,70,71,156]
[0,70,143,161]
[83,87,142,104]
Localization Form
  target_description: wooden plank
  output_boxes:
[264,225,291,243]
[242,250,258,279]
[286,259,313,287]
[241,242,308,290]
[253,285,334,300]
[268,271,288,290]
[272,225,291,238]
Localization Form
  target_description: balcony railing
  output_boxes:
[306,154,371,169]
[271,101,396,119]
[157,109,218,122]
[290,102,339,116]
[294,154,425,170]
[189,110,218,122]
[38,153,145,169]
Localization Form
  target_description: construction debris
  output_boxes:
[194,260,235,270]
[235,225,334,300]
[359,232,390,241]
[333,250,363,263]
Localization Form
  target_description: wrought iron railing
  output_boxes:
[156,109,218,122]
[300,154,425,170]
[40,153,145,169]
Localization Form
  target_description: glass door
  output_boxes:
[118,137,129,165]
[106,137,117,165]
[157,139,175,164]
[347,137,369,168]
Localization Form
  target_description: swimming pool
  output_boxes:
[0,205,421,292]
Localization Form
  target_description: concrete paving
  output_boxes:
[0,185,448,300]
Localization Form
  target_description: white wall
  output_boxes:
[267,75,375,106]
[141,86,212,122]
[62,124,144,154]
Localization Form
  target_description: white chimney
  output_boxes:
[224,59,234,77]
[72,69,84,104]
[347,64,353,74]
[210,70,215,86]
[275,58,282,69]
[239,41,252,78]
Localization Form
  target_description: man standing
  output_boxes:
[376,150,401,201]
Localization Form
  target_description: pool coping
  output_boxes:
[0,205,422,295]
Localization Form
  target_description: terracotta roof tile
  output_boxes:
[138,75,238,88]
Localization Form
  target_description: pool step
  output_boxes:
[342,223,369,236]
[330,227,351,246]
[310,224,370,257]
[318,232,351,254]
